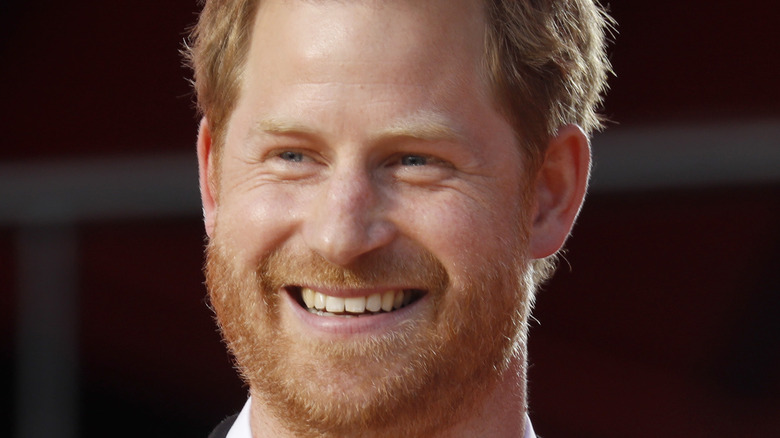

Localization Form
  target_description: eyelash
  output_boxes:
[396,153,452,169]
[277,150,305,162]
[268,150,451,170]
[400,154,428,166]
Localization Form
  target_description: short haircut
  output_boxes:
[184,0,613,285]
[185,0,612,166]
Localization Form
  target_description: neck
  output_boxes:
[249,356,528,438]
[443,355,528,438]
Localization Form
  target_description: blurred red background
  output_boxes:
[1,1,778,436]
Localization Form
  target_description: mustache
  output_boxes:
[257,246,450,293]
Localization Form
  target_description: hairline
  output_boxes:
[204,0,544,173]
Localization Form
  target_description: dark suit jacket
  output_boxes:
[208,413,239,438]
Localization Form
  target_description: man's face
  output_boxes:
[204,0,537,435]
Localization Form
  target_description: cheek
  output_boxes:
[396,190,525,276]
[215,184,306,264]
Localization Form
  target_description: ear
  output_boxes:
[197,117,218,238]
[529,124,591,259]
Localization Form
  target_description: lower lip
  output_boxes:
[281,289,428,338]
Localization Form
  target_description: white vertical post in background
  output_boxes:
[1,154,200,438]
[15,224,79,438]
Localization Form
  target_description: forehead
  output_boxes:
[244,0,488,102]
[221,0,516,153]
[251,0,484,54]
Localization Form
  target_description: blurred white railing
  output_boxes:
[1,120,778,438]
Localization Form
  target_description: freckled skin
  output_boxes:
[217,0,525,269]
[197,0,589,437]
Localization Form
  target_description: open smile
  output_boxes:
[289,286,425,317]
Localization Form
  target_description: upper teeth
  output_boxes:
[301,287,413,315]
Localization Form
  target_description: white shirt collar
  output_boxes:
[227,397,536,438]
[225,397,252,438]
[524,413,536,438]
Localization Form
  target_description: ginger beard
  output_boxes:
[206,219,536,437]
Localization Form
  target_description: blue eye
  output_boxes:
[401,155,428,166]
[279,151,305,162]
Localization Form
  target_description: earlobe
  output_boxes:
[197,118,218,238]
[529,124,591,259]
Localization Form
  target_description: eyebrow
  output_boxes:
[379,115,465,143]
[251,112,465,144]
[252,118,317,138]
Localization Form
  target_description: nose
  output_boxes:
[303,166,396,266]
